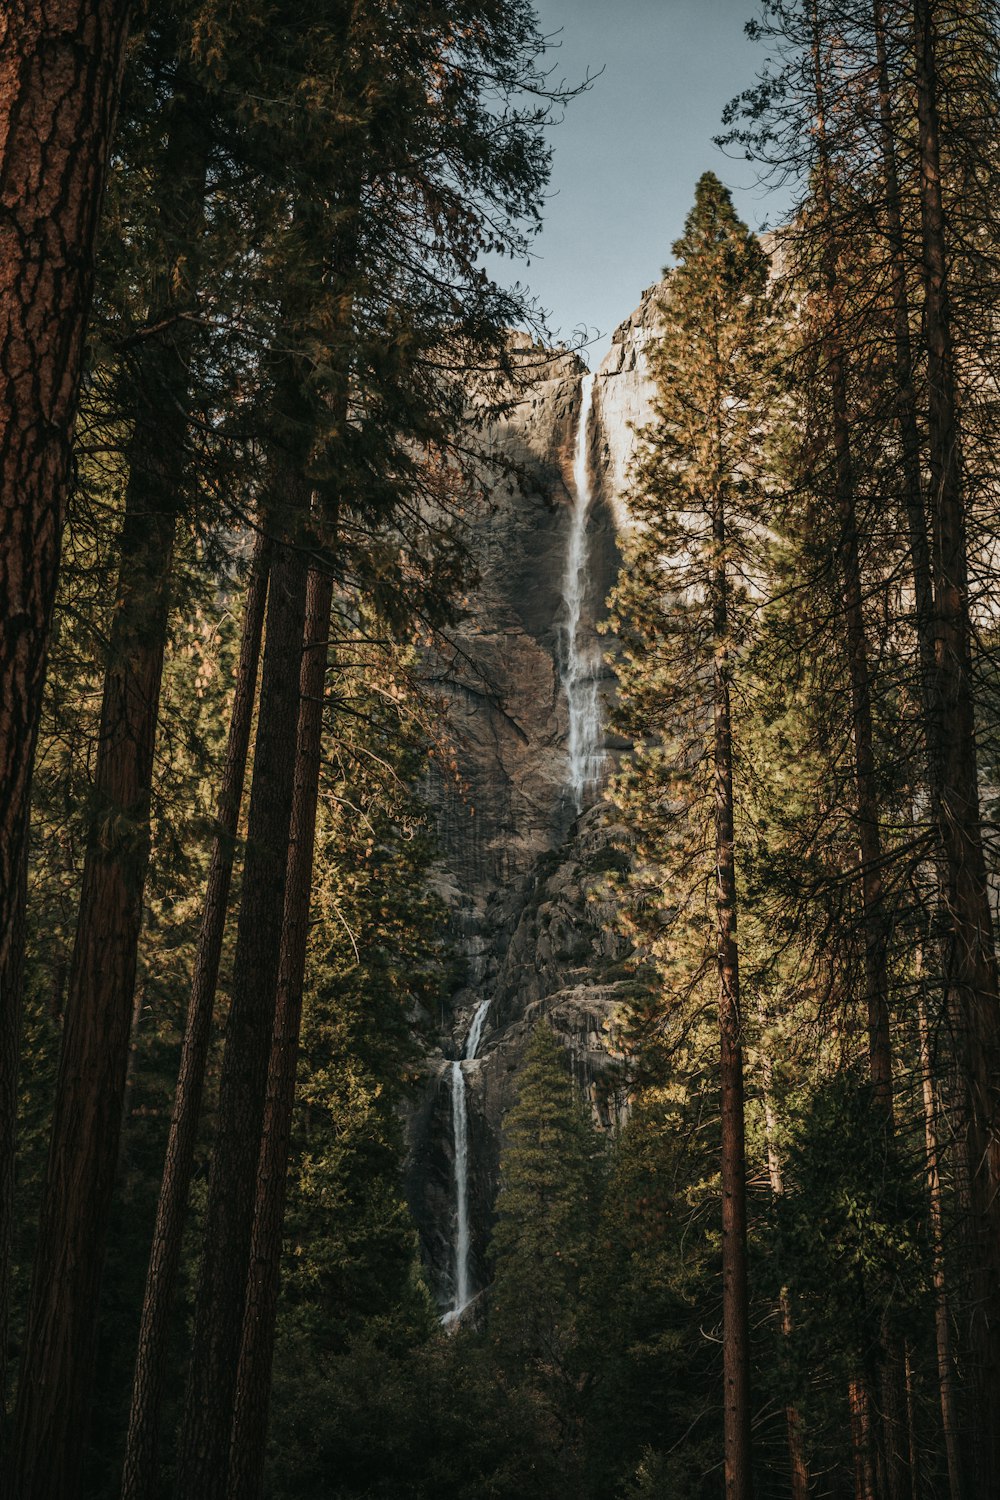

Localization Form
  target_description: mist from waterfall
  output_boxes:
[562,371,604,812]
[442,996,491,1325]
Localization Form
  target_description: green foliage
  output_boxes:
[485,1023,604,1482]
[489,1026,603,1366]
[267,1328,568,1500]
[604,173,781,1069]
[779,1071,931,1375]
[581,1093,721,1499]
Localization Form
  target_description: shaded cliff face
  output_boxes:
[407,293,663,1309]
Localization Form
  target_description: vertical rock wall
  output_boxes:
[407,288,665,1310]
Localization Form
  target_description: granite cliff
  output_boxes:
[406,282,666,1313]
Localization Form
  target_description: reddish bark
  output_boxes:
[121,535,269,1500]
[0,5,128,1463]
[228,563,334,1500]
[912,5,1000,1489]
[711,485,753,1500]
[176,501,311,1500]
[6,83,208,1500]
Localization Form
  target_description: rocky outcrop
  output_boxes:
[408,288,664,1309]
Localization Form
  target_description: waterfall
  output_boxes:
[562,371,604,811]
[442,996,491,1324]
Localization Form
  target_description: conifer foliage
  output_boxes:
[609,173,775,1500]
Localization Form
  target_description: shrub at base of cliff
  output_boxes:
[579,1090,721,1500]
[488,1024,605,1456]
[266,1329,567,1500]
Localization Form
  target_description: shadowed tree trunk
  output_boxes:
[0,1,129,1447]
[176,461,312,1500]
[228,562,334,1500]
[0,830,27,1451]
[759,1047,810,1500]
[121,533,269,1500]
[7,81,206,1500]
[917,985,965,1500]
[711,480,753,1500]
[911,7,1000,1490]
[806,10,908,1493]
[849,1377,877,1500]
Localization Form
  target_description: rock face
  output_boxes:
[406,291,663,1311]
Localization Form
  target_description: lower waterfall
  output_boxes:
[442,996,491,1324]
[562,370,604,811]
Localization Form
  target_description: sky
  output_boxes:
[496,0,787,366]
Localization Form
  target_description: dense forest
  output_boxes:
[3,1,1000,1497]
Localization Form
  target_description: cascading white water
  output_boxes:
[562,371,604,812]
[442,995,491,1325]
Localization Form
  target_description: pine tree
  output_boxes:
[609,173,776,1500]
[489,1024,601,1445]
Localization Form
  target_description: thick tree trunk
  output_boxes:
[176,487,311,1500]
[228,563,334,1500]
[912,7,1000,1490]
[7,92,205,1500]
[0,1,129,1443]
[849,1377,877,1500]
[121,534,269,1500]
[711,491,753,1500]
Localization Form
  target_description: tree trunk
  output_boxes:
[759,1059,810,1500]
[807,13,908,1495]
[917,987,965,1500]
[228,563,333,1500]
[121,533,269,1500]
[912,6,1000,1489]
[0,1,129,1446]
[711,486,753,1500]
[871,0,938,749]
[7,89,206,1500]
[176,485,312,1500]
[0,827,27,1453]
[849,1377,877,1500]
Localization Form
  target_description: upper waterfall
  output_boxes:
[561,371,605,812]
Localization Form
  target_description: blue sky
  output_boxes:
[498,0,788,365]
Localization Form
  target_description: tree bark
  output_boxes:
[711,483,753,1500]
[849,1377,877,1500]
[759,1055,810,1500]
[0,0,129,1449]
[917,987,965,1500]
[807,12,909,1494]
[7,86,206,1500]
[871,0,938,748]
[121,533,269,1500]
[912,6,1000,1489]
[227,563,333,1500]
[0,826,28,1454]
[176,486,311,1500]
